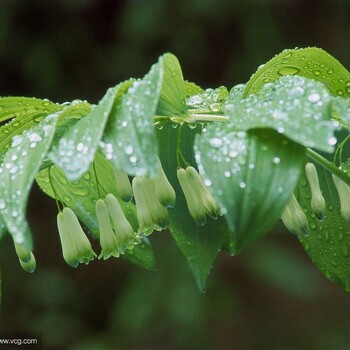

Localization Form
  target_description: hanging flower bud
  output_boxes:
[154,157,176,208]
[177,166,220,226]
[19,252,36,273]
[114,168,132,202]
[95,199,120,260]
[57,207,96,267]
[332,174,350,223]
[132,176,169,235]
[305,163,325,219]
[280,205,294,233]
[281,194,308,235]
[186,166,220,219]
[105,194,140,250]
[177,167,206,225]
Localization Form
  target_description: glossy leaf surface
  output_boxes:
[102,61,162,177]
[49,87,118,181]
[294,163,350,293]
[195,126,305,251]
[223,75,338,153]
[244,47,350,97]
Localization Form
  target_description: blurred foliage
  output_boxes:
[1,0,350,349]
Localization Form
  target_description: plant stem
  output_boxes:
[187,113,229,123]
[93,162,101,198]
[306,147,350,186]
[154,113,229,125]
[48,167,62,212]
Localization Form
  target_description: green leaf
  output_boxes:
[184,81,203,97]
[156,53,187,116]
[0,101,63,159]
[158,124,227,290]
[195,126,305,251]
[223,75,339,153]
[0,113,59,248]
[294,163,350,293]
[101,61,163,177]
[36,152,156,270]
[244,47,350,97]
[0,96,61,123]
[48,87,120,181]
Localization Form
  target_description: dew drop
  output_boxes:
[248,163,255,170]
[307,93,320,102]
[209,138,222,148]
[272,156,280,164]
[11,135,24,147]
[33,115,42,123]
[278,67,300,75]
[277,185,284,194]
[125,145,133,155]
[328,137,337,146]
[204,179,212,187]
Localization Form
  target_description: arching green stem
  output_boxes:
[306,147,350,186]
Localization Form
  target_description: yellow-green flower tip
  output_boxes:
[132,176,169,235]
[332,174,350,223]
[19,252,36,273]
[14,242,32,263]
[114,168,133,202]
[281,194,308,235]
[57,207,96,267]
[105,193,139,251]
[95,198,120,260]
[305,163,325,219]
[155,158,176,208]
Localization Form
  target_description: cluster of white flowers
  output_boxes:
[42,158,220,269]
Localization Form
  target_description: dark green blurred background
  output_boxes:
[1,1,350,349]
